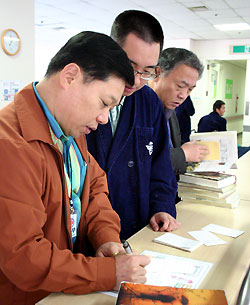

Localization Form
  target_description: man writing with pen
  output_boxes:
[0,31,150,305]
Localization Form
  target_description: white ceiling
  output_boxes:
[34,0,250,77]
[35,0,250,44]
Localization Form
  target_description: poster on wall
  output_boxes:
[0,80,22,103]
[225,79,233,99]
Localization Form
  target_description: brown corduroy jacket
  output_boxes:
[0,84,121,305]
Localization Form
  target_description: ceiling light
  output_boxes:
[214,23,250,31]
[188,6,208,12]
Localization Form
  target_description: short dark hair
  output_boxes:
[45,31,134,86]
[158,47,204,79]
[213,100,225,112]
[111,10,164,52]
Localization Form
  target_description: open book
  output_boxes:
[189,131,237,172]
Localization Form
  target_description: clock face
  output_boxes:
[1,29,21,56]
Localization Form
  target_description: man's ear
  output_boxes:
[154,66,162,82]
[59,63,81,88]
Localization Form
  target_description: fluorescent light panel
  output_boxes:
[214,23,250,31]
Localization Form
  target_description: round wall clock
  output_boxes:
[1,29,21,56]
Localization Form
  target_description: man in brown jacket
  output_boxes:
[0,31,150,305]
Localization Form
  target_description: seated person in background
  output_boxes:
[176,95,195,143]
[0,31,150,305]
[148,48,209,176]
[198,100,227,132]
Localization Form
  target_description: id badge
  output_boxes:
[70,213,77,238]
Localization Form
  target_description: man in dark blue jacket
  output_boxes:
[87,10,180,240]
[198,100,227,132]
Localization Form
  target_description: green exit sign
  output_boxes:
[233,45,250,53]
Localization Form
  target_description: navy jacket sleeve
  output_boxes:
[169,111,187,175]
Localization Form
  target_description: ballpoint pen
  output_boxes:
[122,240,133,254]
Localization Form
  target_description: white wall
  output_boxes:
[0,0,34,108]
[191,59,246,133]
[242,60,250,146]
[163,39,192,50]
[190,39,250,134]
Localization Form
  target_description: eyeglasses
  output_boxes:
[133,69,158,81]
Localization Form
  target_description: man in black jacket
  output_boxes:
[149,48,209,175]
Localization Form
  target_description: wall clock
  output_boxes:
[1,29,21,56]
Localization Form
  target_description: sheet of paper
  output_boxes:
[154,232,202,252]
[196,140,220,160]
[142,250,213,289]
[99,250,213,297]
[188,230,227,246]
[202,224,244,238]
[98,290,118,298]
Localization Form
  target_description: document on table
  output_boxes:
[202,224,244,238]
[188,230,227,246]
[142,250,212,289]
[99,249,213,297]
[153,232,202,252]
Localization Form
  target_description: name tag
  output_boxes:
[70,213,77,238]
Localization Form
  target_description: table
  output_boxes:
[38,152,250,305]
[38,196,250,305]
[227,151,250,201]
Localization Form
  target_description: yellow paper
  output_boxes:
[197,140,220,160]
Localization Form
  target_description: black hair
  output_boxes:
[111,10,164,52]
[158,47,204,79]
[213,100,225,112]
[45,31,134,86]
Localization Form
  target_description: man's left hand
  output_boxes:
[150,212,181,232]
[96,242,125,257]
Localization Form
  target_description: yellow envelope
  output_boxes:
[196,140,220,160]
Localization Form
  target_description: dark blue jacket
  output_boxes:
[198,111,227,132]
[175,96,195,143]
[87,86,177,240]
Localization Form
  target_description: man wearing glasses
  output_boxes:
[87,10,180,240]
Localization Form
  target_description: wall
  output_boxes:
[163,39,192,50]
[242,60,250,146]
[191,59,246,133]
[0,0,34,109]
[190,39,250,134]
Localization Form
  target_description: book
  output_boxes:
[153,232,202,252]
[178,187,237,200]
[189,131,237,172]
[116,282,229,305]
[179,172,236,188]
[180,194,240,209]
[178,181,236,194]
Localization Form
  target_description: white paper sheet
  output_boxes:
[142,250,213,289]
[188,230,227,246]
[202,224,244,238]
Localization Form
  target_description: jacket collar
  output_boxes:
[14,83,88,160]
[15,83,54,144]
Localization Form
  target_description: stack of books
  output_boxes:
[178,172,239,208]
